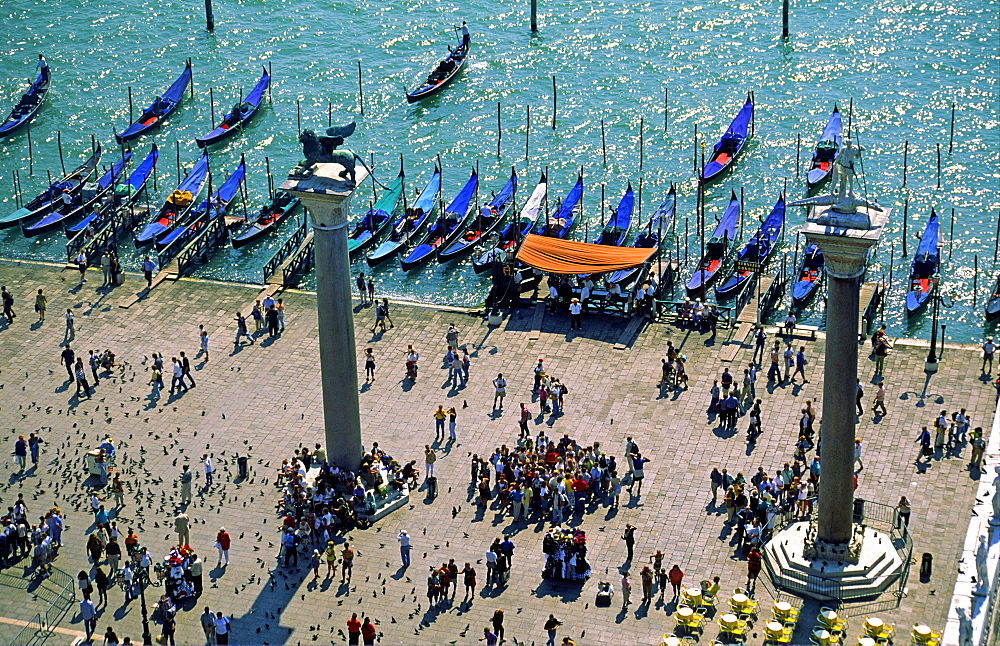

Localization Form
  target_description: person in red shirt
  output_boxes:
[346,613,361,645]
[667,564,684,600]
[360,617,377,646]
[215,528,231,566]
[746,547,762,589]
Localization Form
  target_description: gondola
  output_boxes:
[533,174,583,239]
[592,183,634,246]
[438,169,517,263]
[806,106,842,189]
[230,192,300,248]
[715,194,784,299]
[367,166,441,266]
[155,158,246,250]
[406,32,470,103]
[701,93,754,183]
[685,190,739,297]
[116,61,192,144]
[986,273,1000,321]
[472,172,546,273]
[134,151,210,247]
[346,169,405,255]
[0,144,102,229]
[608,184,675,288]
[67,144,159,236]
[905,209,941,315]
[23,152,132,237]
[0,55,50,137]
[791,242,824,306]
[196,67,270,148]
[400,169,478,270]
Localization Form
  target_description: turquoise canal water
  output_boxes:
[0,0,996,340]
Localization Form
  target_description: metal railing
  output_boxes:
[10,613,43,646]
[282,236,314,286]
[262,217,309,283]
[654,300,736,329]
[65,203,146,263]
[762,498,912,603]
[173,213,228,277]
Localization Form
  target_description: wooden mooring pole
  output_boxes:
[205,0,215,31]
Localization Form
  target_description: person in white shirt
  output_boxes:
[982,337,996,373]
[203,454,214,487]
[783,311,796,335]
[569,298,582,330]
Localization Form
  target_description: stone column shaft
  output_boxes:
[281,164,369,472]
[816,272,860,544]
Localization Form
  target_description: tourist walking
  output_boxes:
[667,563,684,599]
[356,273,367,304]
[233,312,254,346]
[64,308,74,340]
[895,496,912,528]
[381,298,395,328]
[983,337,996,374]
[80,596,97,642]
[791,346,809,383]
[448,407,458,442]
[370,301,386,332]
[363,348,376,381]
[424,445,436,478]
[397,529,411,567]
[142,257,156,288]
[200,607,215,644]
[856,380,864,415]
[34,288,46,322]
[179,465,193,504]
[181,351,196,387]
[347,613,362,645]
[492,373,506,409]
[872,383,887,415]
[61,344,75,379]
[265,305,280,336]
[367,277,375,303]
[75,358,92,398]
[623,523,636,562]
[915,426,932,461]
[1,285,15,322]
[854,438,864,471]
[621,571,632,607]
[213,612,232,645]
[544,615,562,646]
[216,527,230,565]
[174,511,190,545]
[746,546,762,588]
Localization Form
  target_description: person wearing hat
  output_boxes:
[569,297,582,330]
[983,336,996,374]
[397,529,411,567]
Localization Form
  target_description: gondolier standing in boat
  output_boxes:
[459,21,470,46]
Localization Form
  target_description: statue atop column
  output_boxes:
[789,137,883,229]
[294,121,361,188]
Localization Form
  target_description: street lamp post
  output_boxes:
[926,275,941,371]
[139,578,153,646]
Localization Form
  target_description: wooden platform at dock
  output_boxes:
[736,274,775,324]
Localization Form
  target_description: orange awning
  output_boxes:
[516,234,656,274]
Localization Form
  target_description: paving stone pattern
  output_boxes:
[0,259,993,645]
